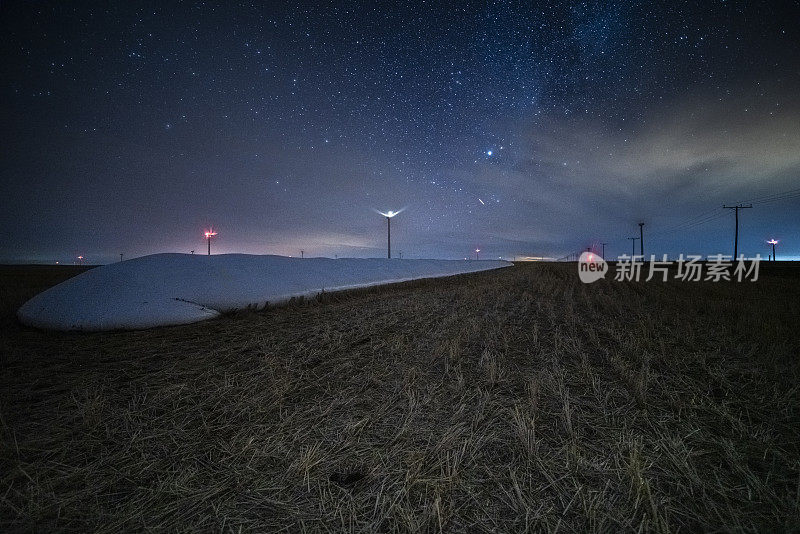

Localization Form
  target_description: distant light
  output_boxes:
[374,207,405,218]
[476,249,480,253]
[204,228,218,255]
[767,239,779,245]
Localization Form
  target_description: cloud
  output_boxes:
[451,90,800,254]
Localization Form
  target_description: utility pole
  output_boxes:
[723,204,752,258]
[119,253,123,262]
[601,243,607,259]
[301,250,304,259]
[638,223,644,257]
[627,237,639,257]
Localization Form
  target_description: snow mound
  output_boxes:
[18,253,512,331]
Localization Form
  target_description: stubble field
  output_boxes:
[1,262,799,532]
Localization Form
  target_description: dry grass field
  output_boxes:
[1,262,799,532]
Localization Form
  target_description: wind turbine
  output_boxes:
[374,208,405,259]
[767,239,778,261]
[204,228,218,255]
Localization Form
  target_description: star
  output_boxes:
[3,1,798,262]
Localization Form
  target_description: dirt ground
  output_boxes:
[1,262,799,532]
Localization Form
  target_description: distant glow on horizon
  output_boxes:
[515,256,555,262]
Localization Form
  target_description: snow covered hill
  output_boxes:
[17,253,512,331]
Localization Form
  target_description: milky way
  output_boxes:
[2,1,799,262]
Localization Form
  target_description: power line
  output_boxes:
[578,185,791,262]
[669,210,729,233]
[752,192,800,206]
[648,185,799,239]
[738,186,800,205]
[650,207,725,236]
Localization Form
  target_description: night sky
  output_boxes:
[2,1,799,263]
